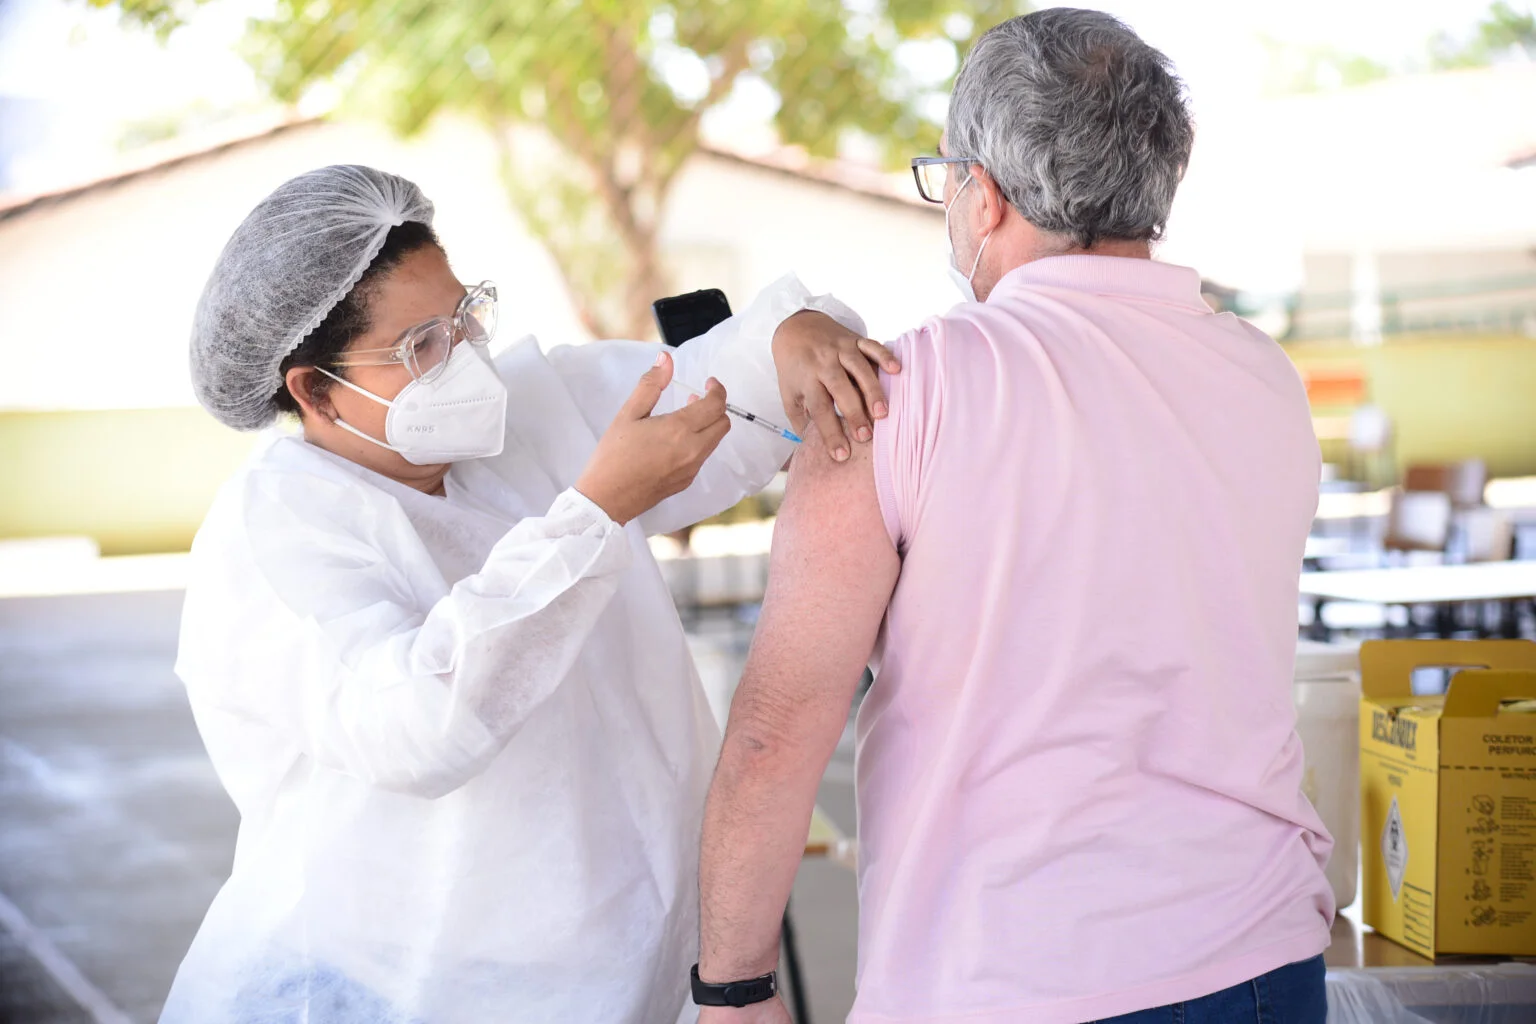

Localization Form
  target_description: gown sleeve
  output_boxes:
[542,273,866,535]
[180,473,633,800]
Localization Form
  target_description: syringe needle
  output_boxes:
[670,380,803,444]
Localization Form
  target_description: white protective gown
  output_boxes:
[162,275,862,1024]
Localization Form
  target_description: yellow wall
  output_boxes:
[0,408,256,556]
[1285,333,1536,479]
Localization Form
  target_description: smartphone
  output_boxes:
[652,288,732,347]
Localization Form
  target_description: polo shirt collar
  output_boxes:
[991,255,1210,311]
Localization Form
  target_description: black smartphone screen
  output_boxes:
[652,288,732,347]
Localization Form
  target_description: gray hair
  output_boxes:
[947,8,1194,249]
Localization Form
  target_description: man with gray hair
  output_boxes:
[693,9,1333,1024]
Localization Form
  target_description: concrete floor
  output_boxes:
[0,591,859,1024]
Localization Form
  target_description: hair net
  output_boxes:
[191,165,436,430]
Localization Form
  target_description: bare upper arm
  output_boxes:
[729,425,900,744]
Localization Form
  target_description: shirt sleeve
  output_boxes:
[188,474,633,800]
[871,323,938,554]
[543,273,868,536]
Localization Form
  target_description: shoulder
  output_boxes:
[239,435,386,515]
[877,310,992,427]
[1218,313,1315,410]
[889,305,1024,371]
[880,315,948,395]
[219,436,413,576]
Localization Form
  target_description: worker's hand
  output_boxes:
[698,998,792,1024]
[576,350,731,525]
[772,310,901,463]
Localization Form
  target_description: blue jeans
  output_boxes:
[1092,955,1326,1024]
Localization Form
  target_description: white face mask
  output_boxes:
[945,172,994,303]
[318,341,508,465]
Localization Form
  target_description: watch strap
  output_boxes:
[690,963,778,1007]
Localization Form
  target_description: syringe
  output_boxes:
[671,380,803,444]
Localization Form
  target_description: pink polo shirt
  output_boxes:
[856,256,1334,1023]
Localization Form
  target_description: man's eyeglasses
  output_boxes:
[333,281,498,384]
[911,156,977,204]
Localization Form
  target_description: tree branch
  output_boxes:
[493,120,621,339]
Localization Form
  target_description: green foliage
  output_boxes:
[1431,2,1536,68]
[1260,39,1394,95]
[1260,3,1534,96]
[97,0,1027,336]
[83,0,199,41]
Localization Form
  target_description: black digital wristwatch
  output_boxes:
[690,963,779,1007]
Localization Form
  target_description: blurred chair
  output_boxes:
[1403,459,1488,508]
[1402,463,1450,494]
[1446,459,1489,509]
[1454,507,1515,563]
[1383,488,1452,557]
[1345,405,1393,487]
[1445,506,1518,638]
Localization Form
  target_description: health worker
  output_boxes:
[161,164,895,1024]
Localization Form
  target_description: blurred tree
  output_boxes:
[1260,39,1393,94]
[92,0,1025,338]
[1431,2,1536,68]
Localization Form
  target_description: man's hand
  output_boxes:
[698,1000,792,1024]
[772,310,901,462]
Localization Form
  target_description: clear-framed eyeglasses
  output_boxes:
[333,281,498,384]
[910,156,977,205]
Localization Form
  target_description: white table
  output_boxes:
[1300,561,1536,639]
[1315,488,1393,522]
[1304,535,1355,561]
[1299,561,1536,605]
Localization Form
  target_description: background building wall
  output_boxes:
[1287,332,1536,478]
